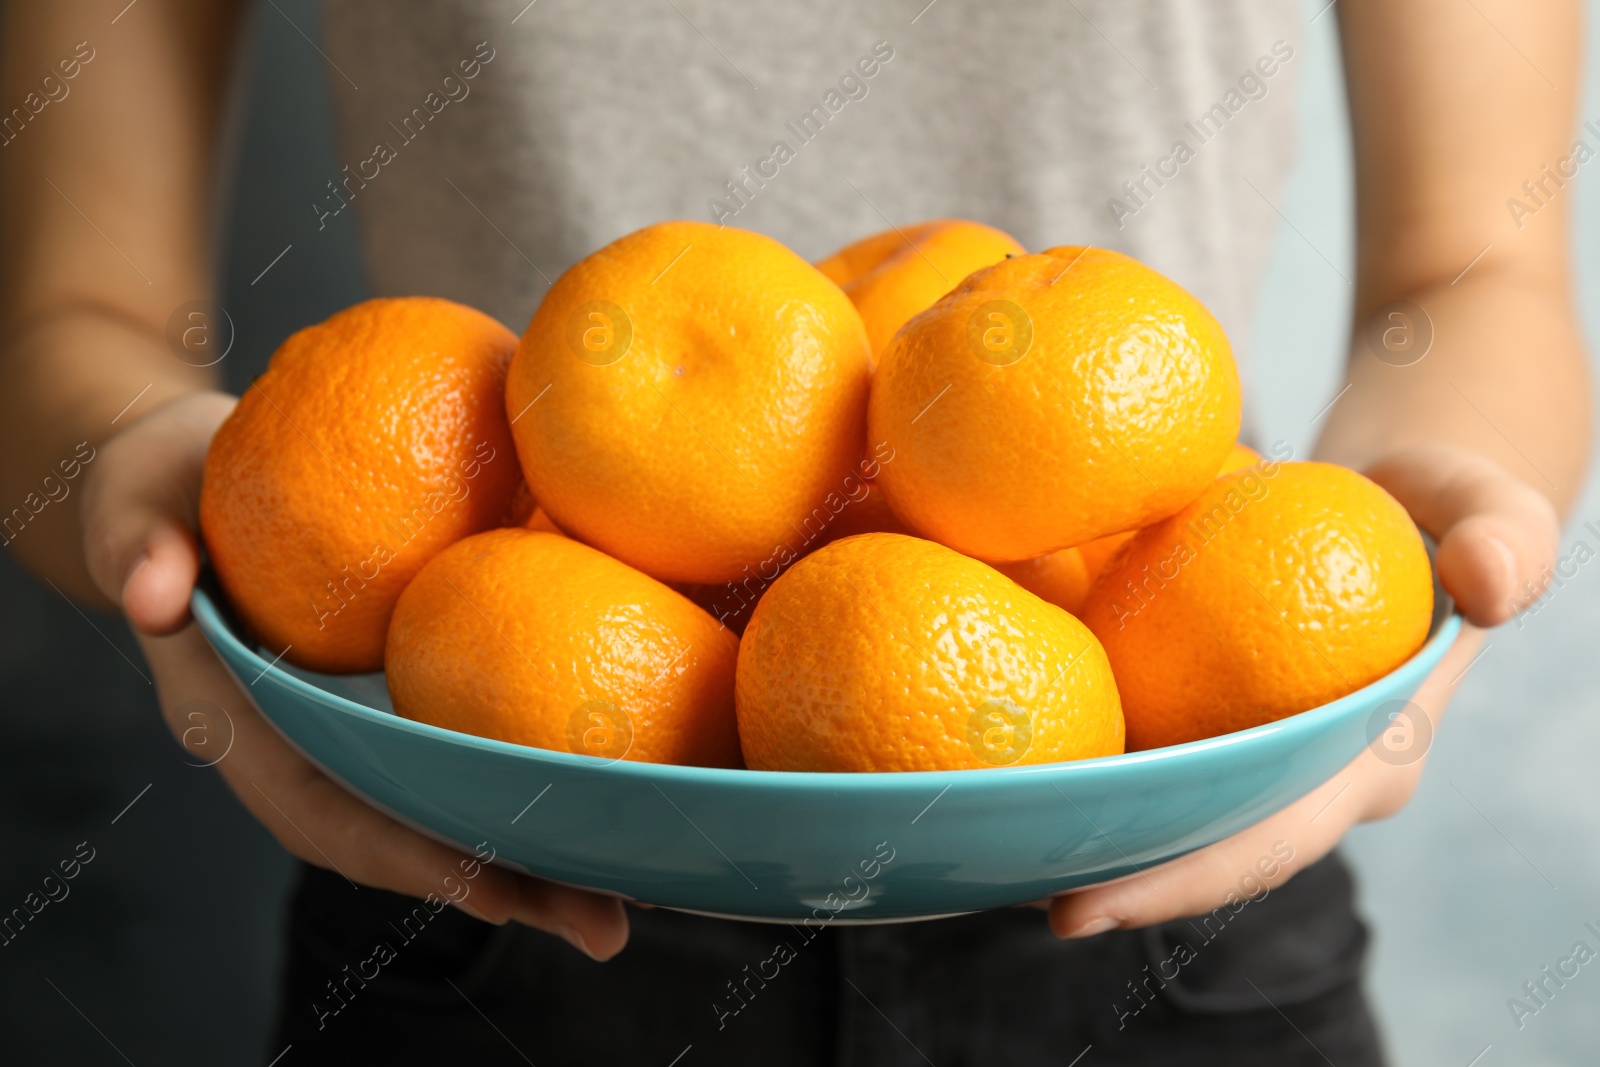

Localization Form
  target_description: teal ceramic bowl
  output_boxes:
[193,579,1458,923]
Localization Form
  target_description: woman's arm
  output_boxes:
[1052,0,1589,936]
[0,0,237,604]
[1321,0,1591,512]
[1,1,631,957]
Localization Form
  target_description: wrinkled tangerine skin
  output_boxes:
[736,532,1124,772]
[200,297,523,673]
[869,247,1242,562]
[1079,461,1435,751]
[386,529,742,768]
[816,219,1026,358]
[507,220,873,585]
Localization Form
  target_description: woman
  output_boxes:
[0,0,1586,1061]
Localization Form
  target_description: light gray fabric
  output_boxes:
[320,0,1300,372]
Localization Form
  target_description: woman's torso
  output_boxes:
[321,0,1301,369]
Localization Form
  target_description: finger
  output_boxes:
[1364,443,1560,627]
[139,623,629,959]
[119,522,202,635]
[80,392,235,634]
[517,880,631,960]
[1049,619,1488,937]
[82,460,201,633]
[1362,620,1483,819]
[1047,770,1357,939]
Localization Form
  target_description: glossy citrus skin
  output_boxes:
[1076,442,1263,586]
[1079,461,1434,751]
[869,247,1242,561]
[386,529,742,767]
[200,297,522,673]
[507,220,873,585]
[736,533,1124,772]
[816,220,1026,357]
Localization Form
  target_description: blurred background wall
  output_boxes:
[0,1,1595,1063]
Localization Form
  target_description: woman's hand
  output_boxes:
[79,391,632,959]
[1049,443,1559,938]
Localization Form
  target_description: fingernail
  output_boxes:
[1488,537,1519,597]
[553,921,594,958]
[451,899,506,926]
[1064,916,1119,940]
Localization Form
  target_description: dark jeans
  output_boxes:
[271,852,1384,1065]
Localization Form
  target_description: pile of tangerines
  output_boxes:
[200,219,1434,773]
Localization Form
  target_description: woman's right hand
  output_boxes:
[78,390,631,960]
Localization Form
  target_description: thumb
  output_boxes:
[1363,443,1561,628]
[80,391,236,636]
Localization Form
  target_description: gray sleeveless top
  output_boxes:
[321,0,1300,369]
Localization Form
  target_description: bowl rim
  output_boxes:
[192,584,1462,793]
